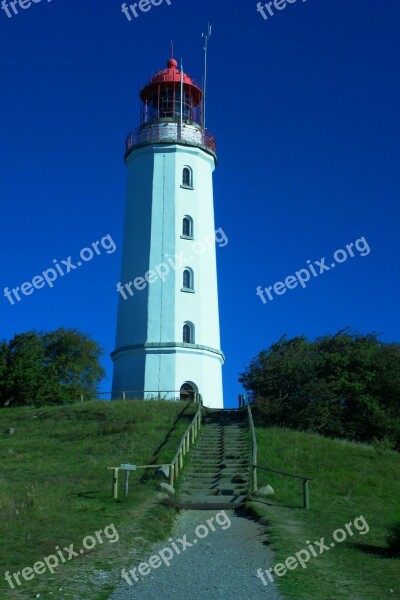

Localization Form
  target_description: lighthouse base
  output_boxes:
[111,343,224,409]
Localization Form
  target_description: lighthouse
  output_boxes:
[111,56,224,408]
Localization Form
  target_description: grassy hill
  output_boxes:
[0,400,197,599]
[2,400,399,600]
[248,421,400,600]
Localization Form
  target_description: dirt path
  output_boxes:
[110,509,282,600]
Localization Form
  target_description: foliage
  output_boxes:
[387,520,400,556]
[239,329,400,447]
[0,328,105,407]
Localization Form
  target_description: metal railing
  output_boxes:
[125,123,217,155]
[246,403,314,509]
[96,390,201,402]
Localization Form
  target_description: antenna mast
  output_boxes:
[202,23,212,130]
[180,59,184,128]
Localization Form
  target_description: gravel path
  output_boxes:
[110,509,282,600]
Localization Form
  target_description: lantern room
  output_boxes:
[139,58,203,127]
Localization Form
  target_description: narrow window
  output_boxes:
[183,268,193,290]
[182,216,193,238]
[183,324,191,343]
[182,166,193,188]
[183,322,194,344]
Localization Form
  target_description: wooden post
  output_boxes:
[112,468,119,500]
[169,464,175,487]
[253,442,258,493]
[179,447,183,469]
[124,470,130,498]
[122,391,126,401]
[191,423,195,444]
[253,463,258,494]
[80,394,84,403]
[303,479,310,509]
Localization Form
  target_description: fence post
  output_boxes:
[179,447,183,469]
[169,464,175,487]
[191,423,195,444]
[303,479,310,509]
[122,391,126,401]
[112,468,119,500]
[124,470,130,498]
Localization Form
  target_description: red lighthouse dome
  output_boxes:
[125,56,216,157]
[140,57,202,125]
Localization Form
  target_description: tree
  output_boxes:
[239,329,400,447]
[0,341,9,405]
[0,329,105,407]
[43,328,105,400]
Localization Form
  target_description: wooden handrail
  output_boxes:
[107,396,203,498]
[257,465,314,509]
[169,395,203,488]
[246,404,314,508]
[247,404,258,493]
[257,465,314,481]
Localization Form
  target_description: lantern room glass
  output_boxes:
[142,88,198,125]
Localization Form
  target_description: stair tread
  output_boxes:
[176,408,251,504]
[182,487,248,491]
[179,495,247,505]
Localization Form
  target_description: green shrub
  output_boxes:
[387,520,400,556]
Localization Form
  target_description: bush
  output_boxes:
[387,520,400,556]
[0,329,105,407]
[240,329,400,446]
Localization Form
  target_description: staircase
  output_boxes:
[179,409,250,509]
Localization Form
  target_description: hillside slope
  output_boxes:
[249,424,400,600]
[0,400,197,599]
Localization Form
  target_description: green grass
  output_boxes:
[248,424,400,599]
[0,399,197,599]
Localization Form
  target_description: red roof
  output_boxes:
[140,58,202,106]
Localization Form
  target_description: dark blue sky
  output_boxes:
[1,0,399,408]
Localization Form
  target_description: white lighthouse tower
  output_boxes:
[111,56,224,408]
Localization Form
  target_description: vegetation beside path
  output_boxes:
[248,424,400,599]
[0,399,196,599]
